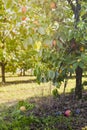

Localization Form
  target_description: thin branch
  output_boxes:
[63,78,68,95]
[58,37,65,45]
[2,28,13,42]
[76,0,78,5]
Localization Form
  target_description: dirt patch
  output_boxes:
[27,91,87,130]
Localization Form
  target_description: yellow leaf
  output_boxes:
[34,41,41,51]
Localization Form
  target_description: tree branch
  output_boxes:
[58,37,65,45]
[76,0,78,5]
[67,0,75,12]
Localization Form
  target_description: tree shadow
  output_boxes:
[0,78,36,86]
[1,90,87,112]
[0,90,87,130]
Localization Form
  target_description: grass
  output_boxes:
[0,75,87,106]
[0,75,87,130]
[0,76,52,105]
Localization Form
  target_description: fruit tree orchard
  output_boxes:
[0,0,87,98]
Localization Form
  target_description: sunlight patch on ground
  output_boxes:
[0,76,86,106]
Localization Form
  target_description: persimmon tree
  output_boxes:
[34,0,87,99]
[67,0,87,99]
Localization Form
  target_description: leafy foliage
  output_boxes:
[0,0,87,92]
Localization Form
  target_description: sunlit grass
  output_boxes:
[0,76,52,105]
[0,76,87,106]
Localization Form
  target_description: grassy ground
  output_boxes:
[0,75,87,106]
[0,75,87,130]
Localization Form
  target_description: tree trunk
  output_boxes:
[1,63,5,83]
[75,66,83,99]
[74,1,83,99]
[23,69,25,76]
[20,68,22,76]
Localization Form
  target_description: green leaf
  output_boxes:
[5,0,13,9]
[38,27,45,35]
[73,62,78,70]
[48,70,55,80]
[79,62,84,68]
[53,82,61,88]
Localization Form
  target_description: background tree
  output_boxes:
[0,0,24,82]
[0,0,51,82]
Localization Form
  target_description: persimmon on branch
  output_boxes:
[58,37,77,52]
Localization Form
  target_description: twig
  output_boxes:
[67,0,75,13]
[63,78,68,95]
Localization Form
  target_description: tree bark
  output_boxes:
[1,63,6,83]
[23,69,25,76]
[74,0,83,99]
[75,66,83,99]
